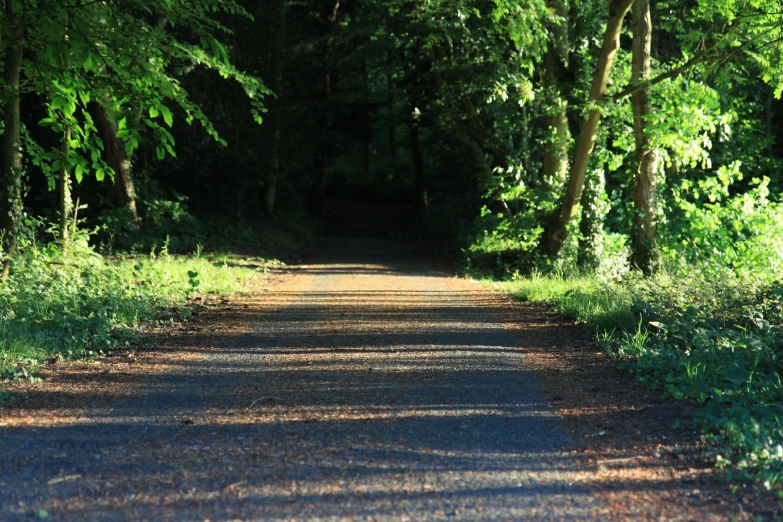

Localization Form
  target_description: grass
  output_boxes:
[0,204,315,385]
[484,270,783,495]
[0,246,274,382]
[490,272,637,331]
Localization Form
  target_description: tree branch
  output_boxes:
[611,19,741,101]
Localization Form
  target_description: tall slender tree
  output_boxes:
[265,0,287,216]
[316,0,342,216]
[1,0,25,280]
[542,0,571,185]
[541,0,633,257]
[630,0,658,273]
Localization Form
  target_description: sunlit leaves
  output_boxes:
[492,0,551,58]
[148,105,173,127]
[2,0,270,192]
[160,105,173,128]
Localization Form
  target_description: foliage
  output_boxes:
[91,195,317,257]
[621,274,783,492]
[2,0,783,499]
[1,0,270,190]
[0,223,273,382]
[662,166,783,277]
[491,267,783,493]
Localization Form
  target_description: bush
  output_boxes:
[661,165,783,277]
[0,226,266,382]
[619,274,783,491]
[492,271,783,494]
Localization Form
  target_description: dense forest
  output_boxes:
[3,0,783,271]
[3,0,783,495]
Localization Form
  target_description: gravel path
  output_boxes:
[1,238,606,520]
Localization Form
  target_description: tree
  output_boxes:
[541,0,571,186]
[264,0,287,216]
[316,0,342,216]
[630,0,657,273]
[540,0,633,257]
[0,0,269,276]
[1,0,25,279]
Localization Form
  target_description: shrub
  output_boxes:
[0,226,262,381]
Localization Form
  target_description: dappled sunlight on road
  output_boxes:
[0,239,747,521]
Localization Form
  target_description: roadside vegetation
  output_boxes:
[489,271,783,493]
[0,218,301,384]
[0,1,313,385]
[475,180,783,493]
[466,108,783,494]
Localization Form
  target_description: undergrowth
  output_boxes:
[96,203,317,258]
[488,270,783,495]
[0,229,277,384]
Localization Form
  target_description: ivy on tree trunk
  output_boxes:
[630,0,659,274]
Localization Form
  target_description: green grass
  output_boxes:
[489,273,636,331]
[0,248,273,381]
[484,270,783,494]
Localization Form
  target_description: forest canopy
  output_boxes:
[1,0,782,277]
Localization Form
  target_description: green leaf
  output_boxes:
[149,106,160,119]
[82,53,95,72]
[160,105,173,127]
[95,168,105,182]
[51,96,68,111]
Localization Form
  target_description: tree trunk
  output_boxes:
[59,127,73,257]
[577,167,608,268]
[316,0,341,216]
[362,60,372,181]
[59,12,73,256]
[542,104,570,184]
[264,0,286,216]
[630,0,658,274]
[542,0,570,185]
[541,0,633,257]
[85,16,167,222]
[89,100,139,221]
[387,53,397,177]
[409,119,427,214]
[0,2,24,280]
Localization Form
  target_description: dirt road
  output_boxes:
[0,239,764,520]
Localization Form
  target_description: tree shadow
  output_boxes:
[0,237,732,520]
